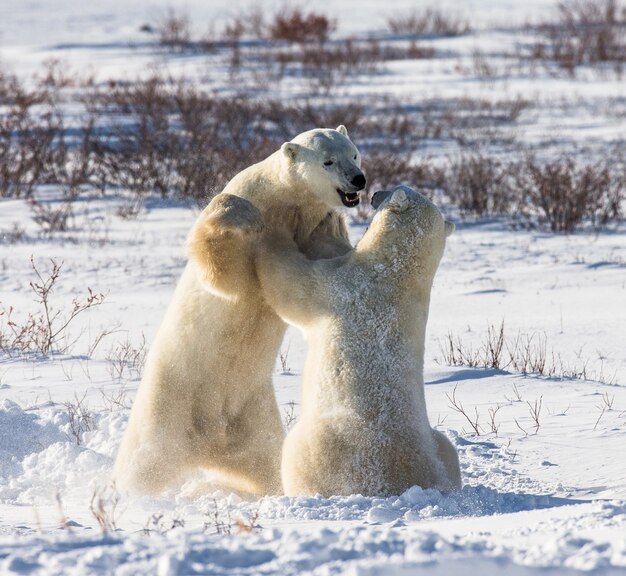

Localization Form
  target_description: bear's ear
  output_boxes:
[336,125,348,137]
[445,220,455,237]
[388,189,409,212]
[281,142,302,161]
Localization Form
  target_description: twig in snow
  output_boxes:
[446,384,481,435]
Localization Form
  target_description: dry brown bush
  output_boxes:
[28,198,75,235]
[49,114,98,197]
[0,222,27,244]
[0,68,98,200]
[1,61,622,235]
[349,149,443,222]
[106,333,147,382]
[158,9,191,49]
[439,321,614,382]
[517,156,624,232]
[532,0,626,73]
[269,9,336,44]
[228,6,266,39]
[444,154,520,216]
[387,8,471,37]
[439,152,624,230]
[87,78,281,204]
[263,38,434,93]
[0,257,105,356]
[0,76,59,198]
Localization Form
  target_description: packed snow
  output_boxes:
[1,0,625,574]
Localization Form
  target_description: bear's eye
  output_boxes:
[324,160,334,166]
[353,155,357,160]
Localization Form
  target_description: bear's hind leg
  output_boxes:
[195,385,285,496]
[114,427,193,496]
[432,429,462,491]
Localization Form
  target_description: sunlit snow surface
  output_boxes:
[1,1,626,573]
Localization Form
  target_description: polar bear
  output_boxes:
[113,126,365,496]
[256,186,461,497]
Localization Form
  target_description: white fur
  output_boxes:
[113,127,363,496]
[256,186,461,497]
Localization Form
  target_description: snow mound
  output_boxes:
[236,484,578,525]
[0,400,65,485]
[0,402,125,505]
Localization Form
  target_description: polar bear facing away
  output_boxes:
[256,186,461,497]
[113,126,365,497]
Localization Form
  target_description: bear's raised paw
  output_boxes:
[206,193,265,236]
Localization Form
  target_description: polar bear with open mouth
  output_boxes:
[114,126,366,496]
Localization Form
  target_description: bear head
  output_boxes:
[281,126,366,209]
[361,185,454,279]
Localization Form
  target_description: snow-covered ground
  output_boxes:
[1,1,626,574]
[1,199,624,574]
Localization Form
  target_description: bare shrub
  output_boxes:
[144,512,185,536]
[204,498,232,535]
[55,493,74,531]
[443,154,519,216]
[88,77,179,198]
[471,48,498,79]
[600,391,615,409]
[278,344,291,374]
[158,9,191,49]
[487,404,503,435]
[235,510,262,534]
[99,384,131,411]
[268,38,436,94]
[446,385,482,435]
[269,9,336,44]
[517,157,624,232]
[0,256,105,356]
[115,195,144,220]
[283,401,297,430]
[271,99,368,138]
[387,8,471,37]
[28,197,74,236]
[89,78,279,204]
[280,40,382,93]
[228,6,266,39]
[48,113,98,197]
[439,322,614,381]
[64,392,94,445]
[0,79,59,198]
[507,332,548,374]
[441,322,509,370]
[37,58,85,91]
[1,222,27,244]
[527,396,543,433]
[106,333,146,381]
[363,152,441,194]
[0,68,97,200]
[439,332,482,368]
[593,405,607,429]
[532,0,626,72]
[438,151,623,228]
[90,483,120,534]
[441,97,529,146]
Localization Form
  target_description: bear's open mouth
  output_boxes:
[337,188,360,208]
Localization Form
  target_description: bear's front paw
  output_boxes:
[206,193,264,235]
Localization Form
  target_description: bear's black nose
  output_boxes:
[351,174,366,190]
